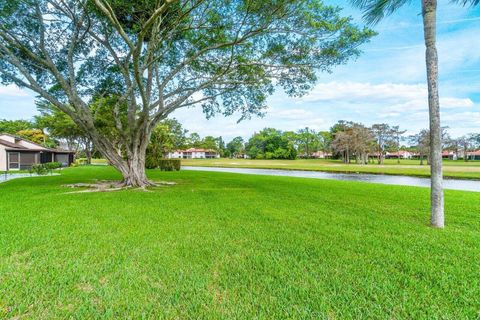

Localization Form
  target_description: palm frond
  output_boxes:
[450,0,480,6]
[349,0,411,25]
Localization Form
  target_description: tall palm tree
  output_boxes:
[350,0,478,228]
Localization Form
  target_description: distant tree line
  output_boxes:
[2,116,479,163]
[227,121,480,162]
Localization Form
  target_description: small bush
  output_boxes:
[77,159,88,166]
[29,164,49,175]
[145,156,181,171]
[145,155,159,169]
[159,159,181,171]
[44,162,62,170]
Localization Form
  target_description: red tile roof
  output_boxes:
[173,148,218,153]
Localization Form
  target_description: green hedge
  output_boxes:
[44,162,62,170]
[159,159,181,171]
[29,162,62,175]
[145,155,158,169]
[145,157,181,171]
[29,164,49,175]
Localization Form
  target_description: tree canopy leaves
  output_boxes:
[0,0,374,184]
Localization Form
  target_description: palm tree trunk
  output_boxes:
[397,137,401,164]
[422,0,444,228]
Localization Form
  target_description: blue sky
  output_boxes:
[0,1,479,140]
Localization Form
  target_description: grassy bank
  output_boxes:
[182,158,480,180]
[0,166,479,318]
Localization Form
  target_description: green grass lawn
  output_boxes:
[182,158,480,180]
[1,166,479,318]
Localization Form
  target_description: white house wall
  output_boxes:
[166,151,220,159]
[0,144,6,171]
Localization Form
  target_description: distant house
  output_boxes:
[310,151,332,159]
[467,150,480,161]
[442,150,461,160]
[385,150,414,159]
[0,133,75,171]
[165,148,220,159]
[235,153,249,159]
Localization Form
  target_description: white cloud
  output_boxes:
[0,85,30,98]
[440,97,474,109]
[438,28,480,72]
[301,81,426,103]
[169,79,478,140]
[300,81,474,110]
[386,97,474,113]
[275,108,314,120]
[442,112,480,125]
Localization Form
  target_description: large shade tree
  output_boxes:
[0,0,373,187]
[350,0,479,228]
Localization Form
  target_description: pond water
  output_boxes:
[183,166,480,192]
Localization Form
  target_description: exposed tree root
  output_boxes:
[62,180,176,194]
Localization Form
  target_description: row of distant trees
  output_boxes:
[2,115,479,163]
[225,122,480,163]
[152,120,480,162]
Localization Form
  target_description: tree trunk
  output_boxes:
[83,121,154,188]
[397,141,401,164]
[85,147,92,165]
[120,158,150,187]
[423,0,444,228]
[106,143,153,187]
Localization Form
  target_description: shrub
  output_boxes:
[145,154,159,169]
[29,164,48,175]
[265,152,274,160]
[145,156,181,171]
[44,162,62,170]
[159,159,181,171]
[77,159,88,166]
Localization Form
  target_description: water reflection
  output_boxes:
[183,166,480,192]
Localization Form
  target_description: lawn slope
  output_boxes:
[0,166,479,319]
